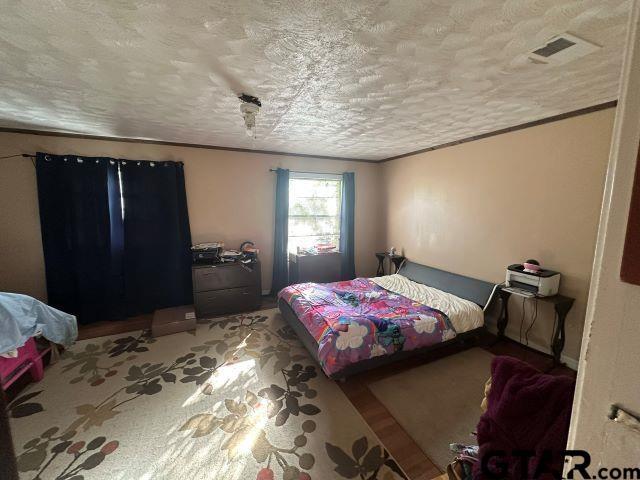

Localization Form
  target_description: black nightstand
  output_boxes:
[375,252,405,276]
[496,287,575,366]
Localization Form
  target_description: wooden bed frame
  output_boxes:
[278,260,499,379]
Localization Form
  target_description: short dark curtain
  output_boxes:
[36,153,125,324]
[120,160,192,317]
[271,168,290,295]
[340,172,356,280]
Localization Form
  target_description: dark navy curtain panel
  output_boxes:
[36,153,192,324]
[271,168,290,295]
[340,172,356,280]
[120,160,192,316]
[36,153,125,324]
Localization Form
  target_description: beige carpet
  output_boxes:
[8,309,407,480]
[369,348,494,470]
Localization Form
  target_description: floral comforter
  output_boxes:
[278,278,456,377]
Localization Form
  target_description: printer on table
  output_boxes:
[191,242,223,264]
[505,263,560,297]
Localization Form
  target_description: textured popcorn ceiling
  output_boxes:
[0,0,632,160]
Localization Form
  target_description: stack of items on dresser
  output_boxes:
[191,241,259,265]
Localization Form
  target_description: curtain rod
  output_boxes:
[3,158,339,169]
[1,154,182,167]
[0,153,35,160]
[269,168,344,175]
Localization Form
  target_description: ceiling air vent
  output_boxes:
[528,33,601,66]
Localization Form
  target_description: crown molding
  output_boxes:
[0,100,617,164]
[378,101,618,163]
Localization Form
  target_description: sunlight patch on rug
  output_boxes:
[8,309,407,480]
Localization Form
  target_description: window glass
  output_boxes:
[288,176,342,254]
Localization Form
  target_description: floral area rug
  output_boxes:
[8,308,407,480]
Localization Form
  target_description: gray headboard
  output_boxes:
[397,260,497,308]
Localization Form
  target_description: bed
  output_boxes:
[277,260,498,379]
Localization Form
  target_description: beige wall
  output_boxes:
[0,109,616,365]
[381,108,616,362]
[0,133,383,299]
[568,0,640,465]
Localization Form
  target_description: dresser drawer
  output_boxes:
[194,287,260,318]
[193,263,257,292]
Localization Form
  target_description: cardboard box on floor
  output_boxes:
[151,305,196,337]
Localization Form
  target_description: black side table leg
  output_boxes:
[391,256,406,273]
[375,254,385,277]
[496,289,511,339]
[551,299,574,366]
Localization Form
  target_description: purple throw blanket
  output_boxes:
[474,356,575,479]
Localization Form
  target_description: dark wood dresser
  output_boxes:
[192,261,261,319]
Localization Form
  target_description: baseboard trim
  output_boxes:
[485,324,579,370]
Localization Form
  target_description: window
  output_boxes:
[288,173,342,254]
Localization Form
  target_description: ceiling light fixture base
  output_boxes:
[239,94,261,138]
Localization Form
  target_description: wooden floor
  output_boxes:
[31,299,575,480]
[77,314,153,340]
[76,296,279,340]
[338,334,575,480]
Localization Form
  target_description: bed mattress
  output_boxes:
[371,274,484,333]
[278,276,482,378]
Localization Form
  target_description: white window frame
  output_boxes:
[289,172,342,181]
